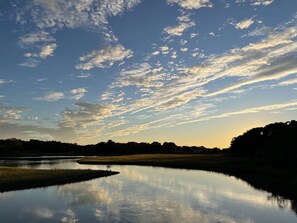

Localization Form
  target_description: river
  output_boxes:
[0,158,296,223]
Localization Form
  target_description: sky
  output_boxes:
[0,0,297,148]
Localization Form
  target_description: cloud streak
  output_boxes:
[76,44,133,70]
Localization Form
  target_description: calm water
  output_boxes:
[0,159,296,223]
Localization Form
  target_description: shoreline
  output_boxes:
[0,167,119,193]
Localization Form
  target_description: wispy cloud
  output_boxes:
[19,31,55,47]
[164,14,195,36]
[0,79,14,85]
[18,31,57,66]
[0,106,27,121]
[91,22,297,139]
[15,0,142,45]
[186,26,297,97]
[176,100,297,126]
[36,92,65,102]
[70,88,88,100]
[39,43,57,59]
[167,0,212,9]
[59,102,116,129]
[19,58,40,68]
[39,43,57,58]
[275,77,297,86]
[111,63,166,90]
[235,18,254,29]
[35,88,88,102]
[76,44,133,70]
[251,0,274,6]
[77,73,92,78]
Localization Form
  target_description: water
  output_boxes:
[0,159,296,223]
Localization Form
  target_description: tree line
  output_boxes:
[1,120,296,158]
[229,120,297,163]
[0,138,220,157]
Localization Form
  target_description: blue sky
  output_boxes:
[1,0,297,147]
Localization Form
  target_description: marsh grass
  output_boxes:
[0,167,119,193]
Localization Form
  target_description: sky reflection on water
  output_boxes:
[0,160,296,223]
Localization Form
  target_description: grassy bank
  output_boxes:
[0,167,119,193]
[78,154,297,202]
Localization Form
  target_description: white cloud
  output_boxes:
[77,73,92,78]
[179,39,188,46]
[0,107,25,121]
[164,15,195,36]
[112,63,165,89]
[176,100,297,127]
[190,33,198,38]
[15,0,141,46]
[235,18,254,30]
[18,31,57,66]
[251,0,274,6]
[76,44,133,70]
[167,0,212,9]
[276,77,297,86]
[60,102,116,129]
[39,43,57,58]
[36,92,65,102]
[185,26,297,97]
[70,87,88,100]
[151,51,160,56]
[17,0,141,30]
[19,58,40,68]
[0,79,14,85]
[156,88,205,111]
[159,45,170,54]
[19,31,55,47]
[36,88,88,101]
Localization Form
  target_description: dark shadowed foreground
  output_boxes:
[0,167,119,192]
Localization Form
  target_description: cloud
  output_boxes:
[70,88,88,100]
[36,88,88,101]
[235,18,254,30]
[185,26,297,97]
[167,0,212,9]
[103,23,297,129]
[156,88,206,111]
[36,92,65,102]
[151,51,160,56]
[76,44,133,70]
[18,31,57,66]
[59,102,116,129]
[190,33,198,38]
[15,0,141,46]
[19,58,40,68]
[0,106,27,121]
[30,208,53,219]
[39,43,57,58]
[251,0,274,6]
[16,0,141,30]
[18,31,55,47]
[0,79,14,85]
[111,63,165,89]
[0,121,76,142]
[164,14,195,36]
[77,73,92,78]
[159,45,170,54]
[176,100,297,127]
[275,77,297,86]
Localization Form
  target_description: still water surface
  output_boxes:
[0,159,296,223]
